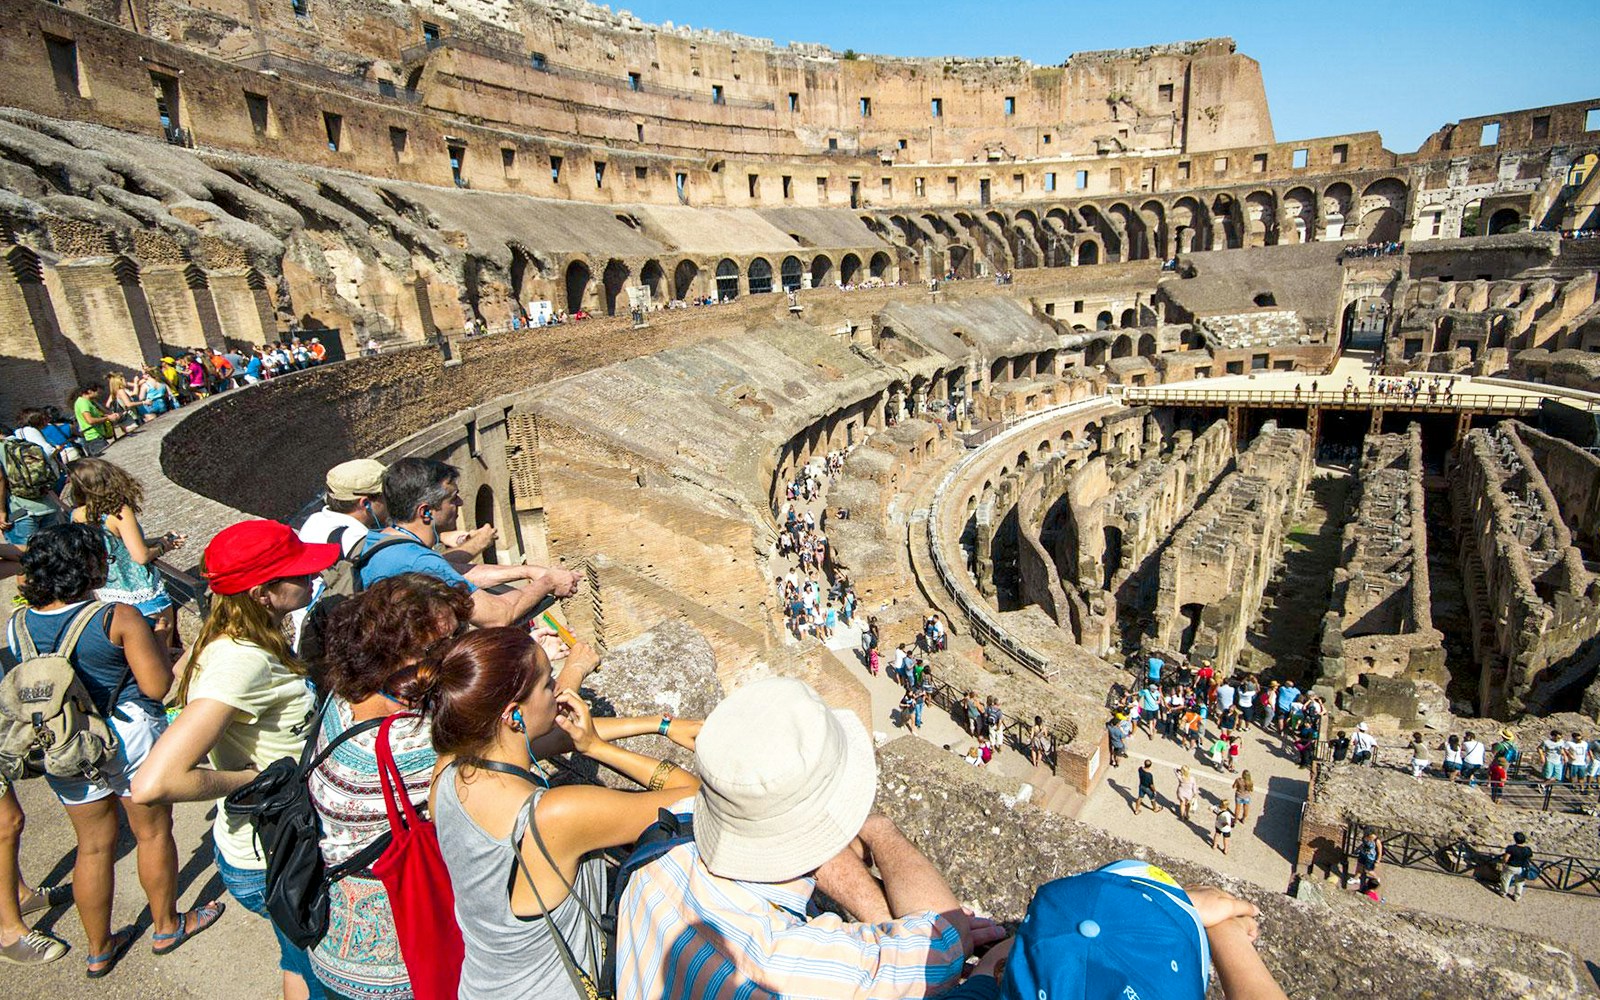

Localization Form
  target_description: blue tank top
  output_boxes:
[95,513,164,607]
[11,602,152,718]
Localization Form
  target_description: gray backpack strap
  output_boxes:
[8,607,36,661]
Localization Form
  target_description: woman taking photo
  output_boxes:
[66,459,185,655]
[133,519,342,1000]
[424,628,701,1000]
[6,524,222,975]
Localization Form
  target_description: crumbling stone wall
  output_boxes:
[1451,422,1600,716]
[1317,425,1445,710]
[1154,424,1312,671]
[1041,417,1233,653]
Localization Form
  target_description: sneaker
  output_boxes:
[0,930,69,965]
[19,884,72,916]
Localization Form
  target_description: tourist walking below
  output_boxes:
[1211,802,1234,854]
[66,458,185,657]
[1460,731,1487,784]
[1351,828,1383,886]
[1409,732,1430,778]
[1029,716,1053,770]
[1539,730,1568,784]
[133,520,344,1000]
[1350,721,1377,765]
[1499,832,1536,901]
[1133,760,1162,815]
[1232,771,1254,823]
[5,524,222,975]
[1488,754,1508,803]
[1174,766,1198,823]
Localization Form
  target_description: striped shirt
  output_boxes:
[618,841,966,1000]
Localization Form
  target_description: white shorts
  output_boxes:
[45,702,167,807]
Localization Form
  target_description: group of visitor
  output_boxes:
[1337,240,1404,260]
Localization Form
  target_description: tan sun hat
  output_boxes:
[325,459,387,501]
[693,677,877,882]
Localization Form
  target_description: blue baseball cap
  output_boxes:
[1001,860,1211,1000]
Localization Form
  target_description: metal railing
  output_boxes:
[1124,386,1544,415]
[1344,820,1600,895]
[888,662,1079,755]
[924,396,1121,681]
[1317,741,1599,812]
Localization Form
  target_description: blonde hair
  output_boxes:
[1237,771,1254,793]
[176,590,304,706]
[68,458,145,521]
[1179,766,1191,779]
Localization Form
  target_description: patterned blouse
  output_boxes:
[307,700,437,1000]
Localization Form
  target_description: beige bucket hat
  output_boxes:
[693,677,877,882]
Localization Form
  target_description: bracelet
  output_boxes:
[646,759,677,791]
[657,715,673,737]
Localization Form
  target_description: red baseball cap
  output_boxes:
[204,520,341,596]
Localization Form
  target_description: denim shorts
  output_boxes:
[213,846,327,999]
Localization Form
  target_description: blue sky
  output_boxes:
[616,0,1600,151]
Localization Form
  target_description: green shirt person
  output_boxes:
[72,383,114,452]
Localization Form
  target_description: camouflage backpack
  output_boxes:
[0,603,120,788]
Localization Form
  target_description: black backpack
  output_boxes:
[222,697,387,948]
[296,533,425,681]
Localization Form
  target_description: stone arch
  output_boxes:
[868,250,891,280]
[564,259,591,313]
[1084,339,1108,366]
[1488,208,1523,235]
[1109,202,1144,259]
[1211,193,1241,249]
[602,258,630,316]
[748,256,774,294]
[1112,334,1133,358]
[640,259,665,302]
[672,258,698,301]
[1139,200,1167,259]
[473,483,498,564]
[508,243,546,303]
[840,253,863,286]
[1358,178,1408,242]
[1322,182,1354,240]
[1120,308,1137,328]
[1095,310,1114,331]
[1282,187,1316,244]
[780,255,804,291]
[811,254,834,287]
[715,258,740,300]
[1076,239,1100,265]
[1244,190,1277,247]
[1138,332,1156,356]
[947,245,974,278]
[1170,196,1205,253]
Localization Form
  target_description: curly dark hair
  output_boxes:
[19,523,108,606]
[321,572,474,704]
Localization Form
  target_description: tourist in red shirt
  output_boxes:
[1488,755,1508,804]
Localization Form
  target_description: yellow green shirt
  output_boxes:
[187,637,316,868]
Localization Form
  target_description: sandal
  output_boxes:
[151,900,225,956]
[19,883,72,916]
[85,927,135,979]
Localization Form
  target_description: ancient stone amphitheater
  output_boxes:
[5,0,1600,996]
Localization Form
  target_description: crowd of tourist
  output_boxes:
[1336,240,1404,260]
[0,441,1289,999]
